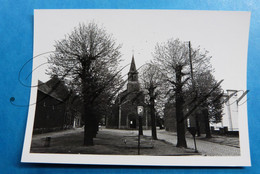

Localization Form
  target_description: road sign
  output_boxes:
[137,106,144,116]
[187,127,198,153]
[187,127,196,137]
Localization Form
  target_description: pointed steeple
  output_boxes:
[128,55,138,82]
[129,55,137,72]
[127,55,140,92]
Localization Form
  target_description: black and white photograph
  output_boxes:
[21,9,251,166]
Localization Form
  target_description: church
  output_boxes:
[107,56,150,129]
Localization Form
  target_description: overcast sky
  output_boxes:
[34,9,250,93]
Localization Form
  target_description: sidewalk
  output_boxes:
[30,128,200,156]
[160,130,239,148]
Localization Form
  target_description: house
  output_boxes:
[32,76,82,134]
[210,89,247,132]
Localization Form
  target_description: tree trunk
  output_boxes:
[81,68,95,146]
[195,113,201,137]
[83,104,95,146]
[175,66,187,148]
[176,100,187,147]
[203,107,212,138]
[93,117,98,138]
[150,99,157,140]
[84,121,94,146]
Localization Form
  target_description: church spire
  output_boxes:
[129,55,137,72]
[127,55,139,92]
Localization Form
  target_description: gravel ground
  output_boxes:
[30,128,240,156]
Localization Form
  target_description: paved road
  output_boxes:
[142,129,240,156]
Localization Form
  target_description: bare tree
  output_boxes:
[154,38,212,148]
[139,63,165,140]
[47,22,122,146]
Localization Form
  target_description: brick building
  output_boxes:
[33,77,82,134]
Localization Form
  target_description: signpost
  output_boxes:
[187,127,198,153]
[137,106,144,116]
[137,106,144,155]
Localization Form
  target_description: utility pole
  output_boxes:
[188,41,200,136]
[189,41,193,82]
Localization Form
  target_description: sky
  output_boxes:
[33,9,250,93]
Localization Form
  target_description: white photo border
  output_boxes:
[21,9,251,166]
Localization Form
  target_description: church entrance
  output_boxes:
[129,119,136,128]
[128,113,137,129]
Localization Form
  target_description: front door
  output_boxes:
[129,119,136,128]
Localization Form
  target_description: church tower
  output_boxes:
[107,54,151,129]
[127,55,140,92]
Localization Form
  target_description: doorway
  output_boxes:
[129,119,136,128]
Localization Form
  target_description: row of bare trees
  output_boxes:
[139,39,223,147]
[48,22,223,147]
